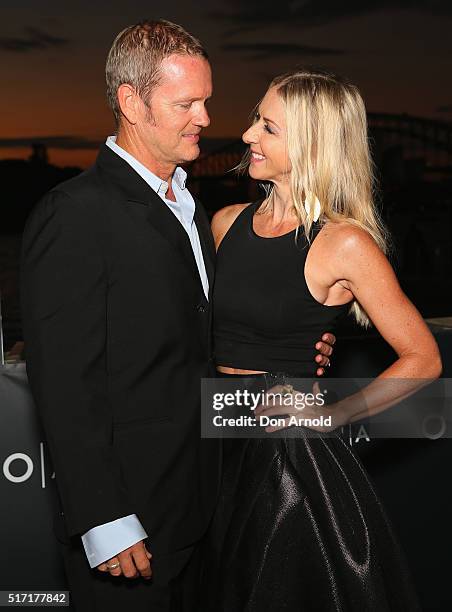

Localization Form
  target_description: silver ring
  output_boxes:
[106,561,120,570]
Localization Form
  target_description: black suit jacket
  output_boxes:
[21,144,221,553]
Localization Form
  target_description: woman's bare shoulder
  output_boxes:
[211,203,251,249]
[319,220,381,252]
[312,221,386,283]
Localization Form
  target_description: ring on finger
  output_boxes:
[281,384,294,396]
[107,562,120,570]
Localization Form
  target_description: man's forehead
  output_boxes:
[159,54,211,81]
[154,57,212,101]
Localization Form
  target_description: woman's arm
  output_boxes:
[256,223,442,432]
[330,224,442,423]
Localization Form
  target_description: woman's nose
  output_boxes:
[242,125,257,144]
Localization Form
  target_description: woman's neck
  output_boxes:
[264,186,297,225]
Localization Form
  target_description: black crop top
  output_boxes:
[212,200,350,376]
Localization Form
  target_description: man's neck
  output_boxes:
[115,131,175,185]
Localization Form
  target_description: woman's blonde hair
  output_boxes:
[239,69,389,327]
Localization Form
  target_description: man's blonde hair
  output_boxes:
[106,19,208,126]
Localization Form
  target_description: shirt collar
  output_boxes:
[173,166,187,190]
[105,135,187,196]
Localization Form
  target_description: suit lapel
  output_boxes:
[145,190,203,290]
[96,145,210,296]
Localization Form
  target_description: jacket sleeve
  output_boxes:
[21,188,135,537]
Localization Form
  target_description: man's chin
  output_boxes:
[179,144,201,164]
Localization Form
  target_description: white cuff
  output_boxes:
[81,514,148,568]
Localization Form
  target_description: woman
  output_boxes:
[203,70,441,611]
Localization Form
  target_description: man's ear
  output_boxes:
[117,83,139,125]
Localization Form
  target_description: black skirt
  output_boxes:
[201,373,421,611]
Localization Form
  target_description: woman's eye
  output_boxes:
[264,124,273,134]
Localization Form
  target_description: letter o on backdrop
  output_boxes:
[3,453,34,483]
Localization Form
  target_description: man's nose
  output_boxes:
[194,106,210,128]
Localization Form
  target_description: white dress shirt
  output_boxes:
[81,136,209,568]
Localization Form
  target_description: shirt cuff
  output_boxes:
[81,514,148,568]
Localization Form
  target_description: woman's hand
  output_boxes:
[254,382,346,433]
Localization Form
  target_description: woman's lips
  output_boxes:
[250,151,266,163]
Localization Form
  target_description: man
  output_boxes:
[21,20,334,611]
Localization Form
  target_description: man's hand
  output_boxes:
[97,540,152,579]
[315,332,336,376]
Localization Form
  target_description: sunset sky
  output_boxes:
[1,0,452,168]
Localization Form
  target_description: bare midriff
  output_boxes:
[216,365,267,375]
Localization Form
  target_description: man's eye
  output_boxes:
[179,103,191,109]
